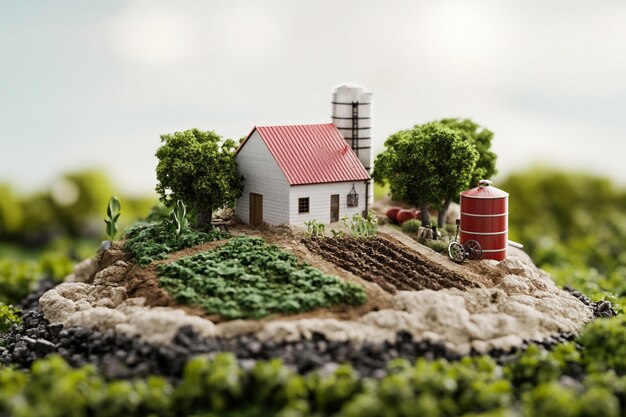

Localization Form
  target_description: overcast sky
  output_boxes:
[1,0,625,195]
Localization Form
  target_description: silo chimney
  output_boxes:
[331,83,372,174]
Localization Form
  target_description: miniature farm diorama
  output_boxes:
[0,84,619,416]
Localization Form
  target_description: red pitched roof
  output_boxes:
[238,123,370,186]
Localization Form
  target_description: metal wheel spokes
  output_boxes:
[448,242,466,263]
[464,239,483,260]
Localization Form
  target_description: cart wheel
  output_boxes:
[464,240,483,260]
[448,242,466,263]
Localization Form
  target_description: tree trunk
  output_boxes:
[419,203,431,226]
[195,203,213,231]
[438,198,452,228]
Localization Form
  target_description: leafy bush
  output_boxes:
[579,315,626,374]
[0,259,42,305]
[0,302,20,333]
[401,219,421,234]
[124,220,229,265]
[158,236,366,318]
[424,239,448,253]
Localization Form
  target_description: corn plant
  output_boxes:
[104,196,121,240]
[171,200,189,235]
[304,220,325,238]
[342,211,378,238]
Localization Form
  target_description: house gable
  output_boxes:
[235,130,290,225]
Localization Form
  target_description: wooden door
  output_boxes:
[330,194,339,223]
[250,193,263,226]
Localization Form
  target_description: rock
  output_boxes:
[498,257,534,278]
[34,339,56,355]
[40,287,79,323]
[66,258,98,283]
[497,275,530,295]
[65,307,127,329]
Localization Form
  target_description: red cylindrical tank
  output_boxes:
[460,180,509,261]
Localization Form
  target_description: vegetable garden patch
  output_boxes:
[124,221,229,265]
[158,236,367,319]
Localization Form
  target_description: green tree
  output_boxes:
[155,129,244,230]
[373,123,478,226]
[438,118,497,188]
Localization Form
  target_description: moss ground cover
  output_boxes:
[5,344,626,417]
[158,236,366,318]
[123,220,229,265]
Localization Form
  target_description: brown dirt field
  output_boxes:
[303,236,478,293]
[378,226,506,288]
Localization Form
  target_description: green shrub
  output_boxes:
[401,219,421,234]
[124,220,229,265]
[0,303,20,333]
[158,236,366,318]
[424,239,448,253]
[504,343,580,391]
[0,259,41,304]
[579,315,626,374]
[522,382,579,417]
[0,250,75,305]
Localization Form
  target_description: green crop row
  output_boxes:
[123,220,229,265]
[158,236,367,318]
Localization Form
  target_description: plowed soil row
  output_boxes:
[303,237,477,293]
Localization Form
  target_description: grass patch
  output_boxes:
[158,236,367,319]
[124,221,229,265]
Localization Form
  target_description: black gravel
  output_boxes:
[0,309,582,380]
[564,286,617,318]
[18,278,57,311]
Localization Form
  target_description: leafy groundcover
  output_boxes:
[158,236,366,318]
[124,221,229,265]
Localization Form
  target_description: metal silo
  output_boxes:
[331,83,372,174]
[460,180,509,261]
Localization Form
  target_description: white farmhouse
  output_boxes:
[235,123,371,226]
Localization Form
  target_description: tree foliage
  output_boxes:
[155,129,244,229]
[438,118,497,187]
[373,122,478,226]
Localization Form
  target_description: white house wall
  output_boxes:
[235,131,290,225]
[288,181,368,226]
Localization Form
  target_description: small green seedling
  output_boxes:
[104,196,121,240]
[304,220,325,238]
[171,200,189,235]
[342,211,378,237]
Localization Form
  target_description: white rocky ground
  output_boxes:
[40,243,593,354]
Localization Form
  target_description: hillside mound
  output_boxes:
[39,225,593,354]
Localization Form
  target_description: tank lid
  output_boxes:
[460,180,509,199]
[332,82,371,94]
